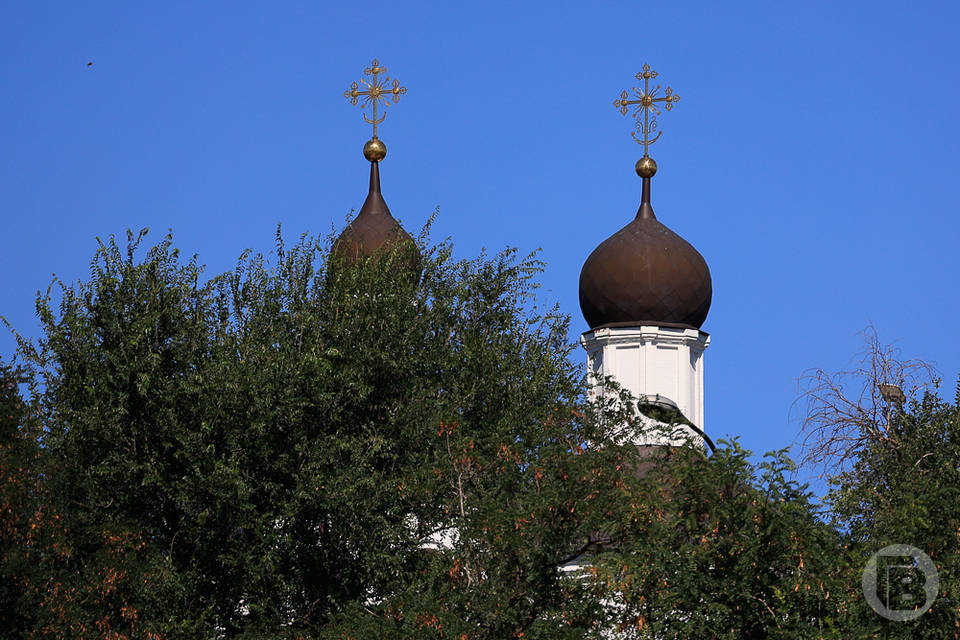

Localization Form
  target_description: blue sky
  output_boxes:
[3,1,958,492]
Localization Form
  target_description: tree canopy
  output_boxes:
[1,229,957,638]
[5,228,638,638]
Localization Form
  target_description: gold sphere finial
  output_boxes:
[363,138,387,162]
[635,155,657,178]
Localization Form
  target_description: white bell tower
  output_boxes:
[578,64,712,447]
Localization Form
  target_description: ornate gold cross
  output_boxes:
[343,59,407,140]
[613,64,680,158]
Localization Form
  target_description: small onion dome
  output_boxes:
[332,144,416,264]
[579,172,712,329]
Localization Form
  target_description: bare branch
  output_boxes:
[793,325,938,474]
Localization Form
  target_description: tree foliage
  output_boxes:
[0,361,39,637]
[584,441,855,639]
[799,332,960,637]
[7,228,640,638]
[827,384,960,636]
[3,229,957,638]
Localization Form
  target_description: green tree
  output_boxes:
[0,361,39,637]
[829,391,960,637]
[583,438,856,639]
[12,228,635,639]
[17,227,941,639]
[800,332,960,637]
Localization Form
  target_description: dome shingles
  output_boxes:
[578,178,712,329]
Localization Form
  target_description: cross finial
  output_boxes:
[344,58,407,142]
[613,64,680,160]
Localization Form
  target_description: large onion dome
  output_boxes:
[579,166,712,329]
[332,139,416,264]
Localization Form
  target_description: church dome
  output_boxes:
[332,155,416,264]
[335,57,414,264]
[578,174,712,329]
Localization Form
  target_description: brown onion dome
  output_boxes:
[579,172,712,329]
[332,143,416,264]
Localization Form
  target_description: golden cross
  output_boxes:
[343,59,407,140]
[613,63,680,158]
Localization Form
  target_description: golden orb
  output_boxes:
[635,156,658,178]
[363,138,387,162]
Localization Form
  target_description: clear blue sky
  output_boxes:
[3,1,959,492]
